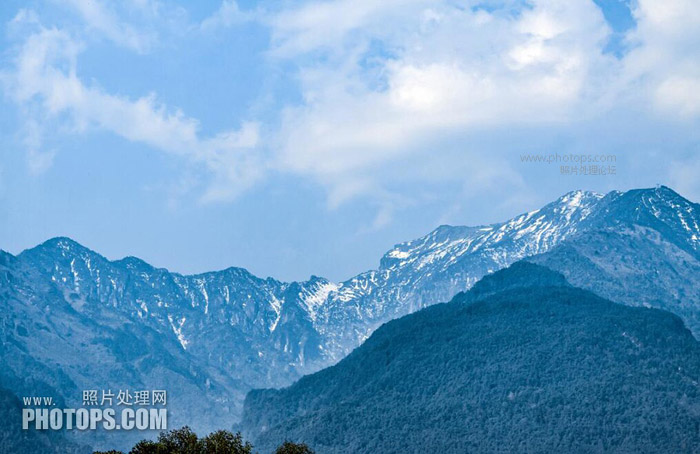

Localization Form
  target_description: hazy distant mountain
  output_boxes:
[0,385,89,454]
[0,242,327,449]
[240,263,700,454]
[1,186,698,450]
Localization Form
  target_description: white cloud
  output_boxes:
[21,119,55,175]
[268,0,425,57]
[623,0,700,116]
[270,0,616,204]
[3,0,699,218]
[262,0,700,215]
[200,0,251,31]
[8,9,40,31]
[59,0,158,52]
[3,24,262,200]
[655,77,700,117]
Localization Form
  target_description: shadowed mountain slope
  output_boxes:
[240,263,700,454]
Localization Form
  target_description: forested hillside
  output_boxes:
[241,263,700,454]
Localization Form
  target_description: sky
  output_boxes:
[0,0,698,282]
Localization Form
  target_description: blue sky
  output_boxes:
[0,0,698,282]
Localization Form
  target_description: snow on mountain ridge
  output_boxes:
[299,279,339,322]
[380,190,603,273]
[3,185,698,449]
[305,190,609,363]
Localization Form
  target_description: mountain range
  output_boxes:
[1,186,698,450]
[239,262,700,454]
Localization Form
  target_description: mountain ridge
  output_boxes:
[4,186,698,369]
[2,186,699,451]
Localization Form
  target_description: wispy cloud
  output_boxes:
[199,0,253,32]
[268,0,423,57]
[3,19,263,200]
[59,0,158,52]
[268,0,614,205]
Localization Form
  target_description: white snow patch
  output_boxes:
[301,281,339,322]
[70,258,81,292]
[387,250,410,259]
[194,278,209,313]
[168,315,189,350]
[269,294,283,332]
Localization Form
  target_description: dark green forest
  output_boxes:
[240,263,700,454]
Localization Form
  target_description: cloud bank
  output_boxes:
[2,0,699,210]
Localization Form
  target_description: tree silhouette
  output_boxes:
[201,430,253,454]
[274,441,315,454]
[95,426,304,454]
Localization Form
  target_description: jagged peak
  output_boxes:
[611,185,688,204]
[547,189,604,210]
[189,266,284,285]
[307,274,333,284]
[22,236,97,259]
[558,189,603,200]
[41,236,85,249]
[113,255,155,271]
